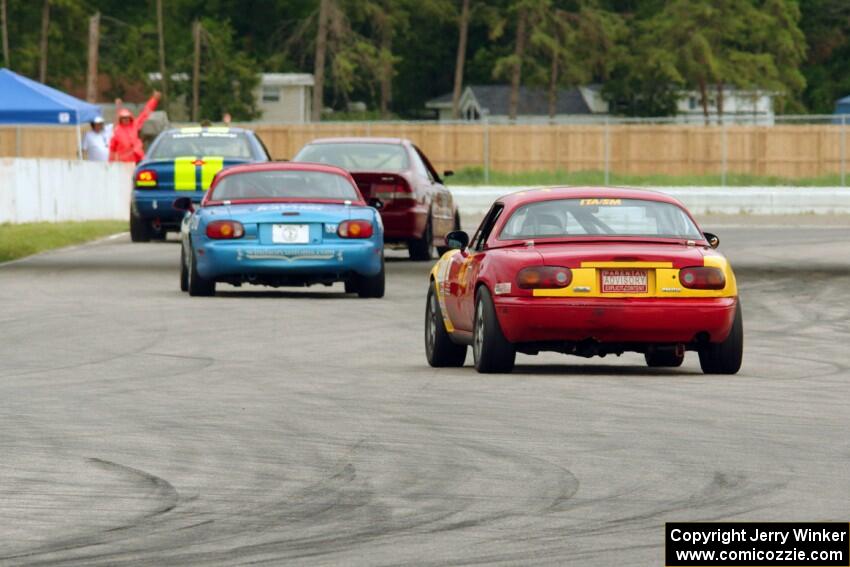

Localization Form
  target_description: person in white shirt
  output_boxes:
[82,116,112,162]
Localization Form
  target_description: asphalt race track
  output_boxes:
[1,218,849,566]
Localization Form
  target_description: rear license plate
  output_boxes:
[272,224,310,244]
[601,269,648,293]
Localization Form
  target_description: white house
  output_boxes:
[676,86,774,125]
[427,83,775,124]
[255,73,314,123]
[425,84,609,124]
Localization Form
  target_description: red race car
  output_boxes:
[425,187,743,374]
[293,137,460,260]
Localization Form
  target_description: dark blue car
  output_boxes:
[130,126,270,241]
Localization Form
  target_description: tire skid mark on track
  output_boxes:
[2,230,850,565]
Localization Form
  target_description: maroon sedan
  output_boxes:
[293,138,460,260]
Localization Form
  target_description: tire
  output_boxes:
[187,245,215,297]
[344,279,358,294]
[179,245,189,292]
[129,213,151,242]
[645,350,684,367]
[699,301,743,374]
[473,286,516,373]
[425,282,467,367]
[409,216,435,261]
[437,211,462,256]
[356,256,385,298]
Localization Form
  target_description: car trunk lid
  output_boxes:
[530,241,707,297]
[215,202,364,245]
[135,157,251,192]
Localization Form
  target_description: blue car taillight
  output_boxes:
[206,220,244,239]
[338,220,373,239]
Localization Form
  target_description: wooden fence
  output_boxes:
[3,123,849,180]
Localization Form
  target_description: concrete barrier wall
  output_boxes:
[2,159,848,225]
[448,186,850,217]
[0,159,134,223]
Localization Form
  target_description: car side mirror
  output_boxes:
[703,232,720,249]
[443,170,454,178]
[173,197,195,213]
[445,230,469,250]
[368,197,384,210]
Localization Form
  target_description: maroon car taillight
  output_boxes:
[338,220,373,238]
[371,181,414,204]
[206,220,244,239]
[517,266,573,289]
[135,169,158,188]
[679,266,725,289]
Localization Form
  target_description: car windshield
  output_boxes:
[209,170,360,202]
[294,142,409,171]
[148,131,253,159]
[499,198,703,240]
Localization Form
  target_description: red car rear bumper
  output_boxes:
[493,296,737,344]
[380,206,428,241]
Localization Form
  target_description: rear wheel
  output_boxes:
[409,216,435,261]
[344,279,357,294]
[645,350,684,367]
[425,283,467,367]
[179,245,189,292]
[473,286,516,373]
[699,301,743,374]
[356,256,385,298]
[129,213,151,242]
[187,246,215,297]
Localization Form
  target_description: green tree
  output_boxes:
[196,18,260,120]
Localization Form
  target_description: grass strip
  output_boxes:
[0,221,126,263]
[448,168,848,187]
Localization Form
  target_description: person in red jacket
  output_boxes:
[109,91,161,163]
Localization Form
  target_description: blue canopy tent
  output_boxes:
[0,68,102,157]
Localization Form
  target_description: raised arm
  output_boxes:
[135,91,161,131]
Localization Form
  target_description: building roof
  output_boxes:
[260,73,315,87]
[426,85,595,116]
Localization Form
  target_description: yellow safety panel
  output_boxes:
[580,261,673,269]
[201,156,224,190]
[174,156,197,191]
[533,258,737,298]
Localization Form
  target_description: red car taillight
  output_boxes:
[338,220,373,239]
[679,266,725,289]
[517,266,572,289]
[206,220,244,239]
[135,169,158,188]
[371,182,414,204]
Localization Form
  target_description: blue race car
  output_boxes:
[174,162,385,298]
[130,126,270,241]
